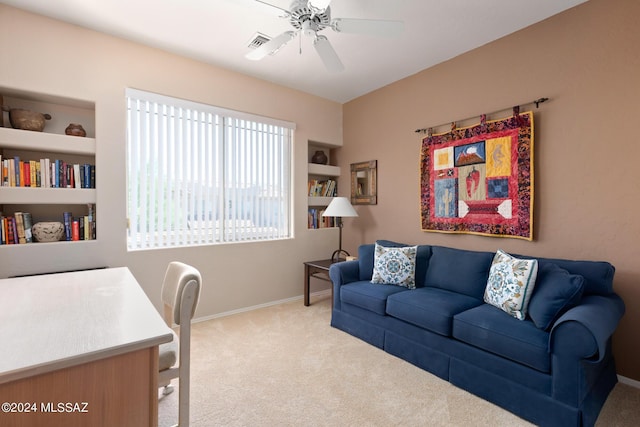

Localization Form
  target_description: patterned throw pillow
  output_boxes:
[371,243,418,289]
[484,249,538,320]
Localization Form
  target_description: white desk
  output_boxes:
[0,267,173,427]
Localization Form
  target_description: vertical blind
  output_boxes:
[126,88,294,250]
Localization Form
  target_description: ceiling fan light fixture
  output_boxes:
[301,19,319,37]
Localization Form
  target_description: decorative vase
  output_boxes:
[31,221,65,242]
[311,150,328,165]
[65,123,86,137]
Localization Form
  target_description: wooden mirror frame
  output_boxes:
[350,160,377,205]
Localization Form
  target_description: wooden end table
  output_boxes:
[303,259,339,306]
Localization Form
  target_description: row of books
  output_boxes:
[63,207,97,241]
[308,179,337,197]
[0,205,96,244]
[308,208,337,229]
[1,212,34,244]
[0,155,96,189]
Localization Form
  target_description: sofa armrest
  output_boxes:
[549,294,625,361]
[329,260,360,287]
[329,260,360,310]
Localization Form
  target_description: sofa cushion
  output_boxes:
[424,246,493,299]
[528,263,584,331]
[341,281,408,315]
[484,250,538,320]
[387,287,482,336]
[371,243,418,289]
[512,252,615,296]
[537,258,614,296]
[453,304,550,373]
[359,241,432,287]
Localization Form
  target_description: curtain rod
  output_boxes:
[414,97,549,134]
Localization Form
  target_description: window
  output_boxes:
[126,88,294,250]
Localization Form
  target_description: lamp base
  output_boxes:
[330,249,350,263]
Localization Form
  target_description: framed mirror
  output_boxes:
[351,160,377,205]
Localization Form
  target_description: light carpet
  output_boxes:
[158,295,640,426]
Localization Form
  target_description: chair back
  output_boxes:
[159,261,201,427]
[161,261,202,326]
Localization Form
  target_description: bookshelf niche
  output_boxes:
[0,89,96,246]
[307,142,340,230]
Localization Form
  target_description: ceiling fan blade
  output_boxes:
[245,31,296,61]
[331,18,404,37]
[313,35,344,73]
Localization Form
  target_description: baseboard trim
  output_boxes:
[192,289,331,324]
[618,375,640,389]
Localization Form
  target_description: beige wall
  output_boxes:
[0,5,342,317]
[341,0,640,380]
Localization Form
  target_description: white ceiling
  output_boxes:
[1,0,587,103]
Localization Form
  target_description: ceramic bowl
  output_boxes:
[32,221,65,242]
[6,108,52,132]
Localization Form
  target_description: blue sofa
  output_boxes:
[329,242,625,427]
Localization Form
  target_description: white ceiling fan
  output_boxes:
[245,0,404,72]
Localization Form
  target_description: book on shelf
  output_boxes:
[78,217,84,240]
[308,208,317,229]
[87,203,96,239]
[22,212,33,243]
[73,164,81,188]
[23,162,30,187]
[40,158,49,188]
[84,216,90,240]
[15,157,22,187]
[0,216,5,245]
[14,212,26,244]
[6,216,18,244]
[72,220,80,241]
[63,211,73,241]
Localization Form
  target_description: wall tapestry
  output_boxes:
[420,111,534,240]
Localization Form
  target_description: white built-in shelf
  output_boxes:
[308,196,335,206]
[0,187,96,204]
[0,127,95,155]
[0,239,98,250]
[308,163,340,176]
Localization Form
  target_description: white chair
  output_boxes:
[158,261,202,427]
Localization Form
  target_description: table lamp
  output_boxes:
[322,197,358,262]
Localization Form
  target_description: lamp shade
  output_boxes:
[322,197,358,217]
